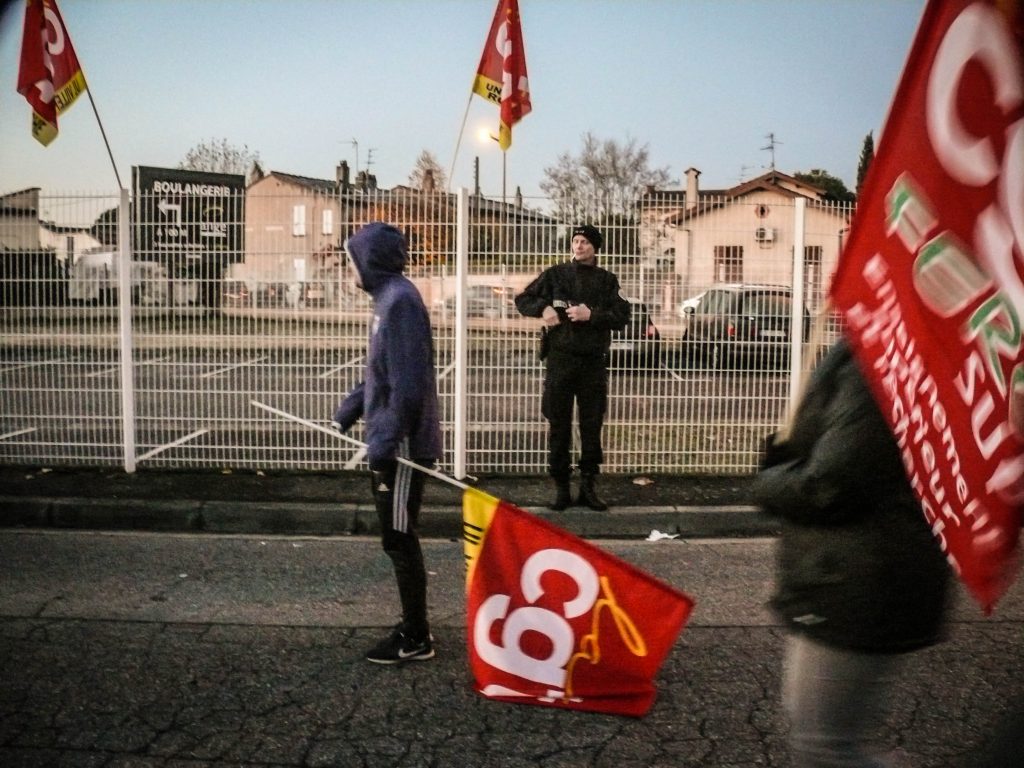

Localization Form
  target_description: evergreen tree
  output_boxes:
[855,131,875,199]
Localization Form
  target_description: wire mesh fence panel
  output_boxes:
[1,183,853,475]
[0,192,124,465]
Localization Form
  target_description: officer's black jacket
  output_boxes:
[515,259,630,360]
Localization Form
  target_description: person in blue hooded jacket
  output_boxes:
[332,222,443,665]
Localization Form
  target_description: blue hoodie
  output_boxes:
[333,223,442,468]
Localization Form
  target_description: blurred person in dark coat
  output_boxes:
[752,337,951,767]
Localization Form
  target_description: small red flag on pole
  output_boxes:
[473,0,532,150]
[463,489,695,716]
[17,0,88,146]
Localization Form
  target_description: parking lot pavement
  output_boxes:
[0,529,1022,767]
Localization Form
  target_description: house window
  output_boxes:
[713,245,743,282]
[322,209,333,236]
[804,245,824,311]
[292,205,306,237]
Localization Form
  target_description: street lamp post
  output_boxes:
[478,129,506,207]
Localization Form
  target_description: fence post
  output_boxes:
[117,188,137,472]
[453,187,469,479]
[788,198,807,419]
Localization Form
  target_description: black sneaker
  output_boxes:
[365,625,435,665]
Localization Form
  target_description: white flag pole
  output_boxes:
[251,400,471,490]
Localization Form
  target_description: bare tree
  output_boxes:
[540,133,671,223]
[408,150,446,192]
[179,138,261,180]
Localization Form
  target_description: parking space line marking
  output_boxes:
[0,427,37,441]
[136,429,209,463]
[0,361,60,374]
[198,356,268,379]
[318,355,365,379]
[84,354,175,379]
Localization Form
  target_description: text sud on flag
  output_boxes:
[472,0,532,150]
[830,0,1024,611]
[463,489,695,717]
[16,0,87,146]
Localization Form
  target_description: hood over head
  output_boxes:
[346,222,408,292]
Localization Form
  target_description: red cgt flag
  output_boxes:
[473,0,532,150]
[17,0,87,146]
[830,0,1024,611]
[463,489,695,717]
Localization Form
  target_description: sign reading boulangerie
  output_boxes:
[830,0,1024,611]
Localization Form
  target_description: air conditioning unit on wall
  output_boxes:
[754,226,775,243]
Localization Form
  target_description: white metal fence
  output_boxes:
[0,186,851,476]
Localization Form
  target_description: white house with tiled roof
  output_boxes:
[661,168,853,311]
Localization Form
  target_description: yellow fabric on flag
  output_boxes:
[462,488,500,592]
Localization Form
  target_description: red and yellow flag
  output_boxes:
[17,0,87,146]
[830,0,1024,611]
[472,0,532,151]
[463,489,695,717]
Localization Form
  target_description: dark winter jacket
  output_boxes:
[332,223,442,469]
[751,339,950,653]
[514,259,630,360]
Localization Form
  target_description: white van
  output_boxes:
[69,251,169,306]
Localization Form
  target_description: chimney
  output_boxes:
[685,167,701,211]
[515,186,523,209]
[336,161,350,191]
[423,168,435,193]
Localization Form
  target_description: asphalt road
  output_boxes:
[1,529,1021,767]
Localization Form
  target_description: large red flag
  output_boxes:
[16,0,87,146]
[830,0,1024,611]
[472,0,532,151]
[463,489,695,717]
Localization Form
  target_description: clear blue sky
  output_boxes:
[1,0,926,199]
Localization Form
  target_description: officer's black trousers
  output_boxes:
[542,354,608,479]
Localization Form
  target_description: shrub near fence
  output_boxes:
[0,188,849,476]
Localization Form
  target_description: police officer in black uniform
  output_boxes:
[515,224,630,510]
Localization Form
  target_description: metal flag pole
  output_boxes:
[251,400,471,490]
[447,92,474,193]
[81,78,122,189]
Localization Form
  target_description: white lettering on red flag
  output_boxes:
[16,0,87,146]
[830,0,1024,611]
[463,490,694,717]
[472,0,531,151]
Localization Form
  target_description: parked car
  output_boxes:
[676,290,706,318]
[221,279,251,308]
[439,284,516,318]
[254,281,290,307]
[682,283,809,369]
[610,298,662,369]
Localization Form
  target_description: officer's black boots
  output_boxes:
[577,473,608,511]
[549,477,572,511]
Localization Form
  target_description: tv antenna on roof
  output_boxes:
[365,148,377,173]
[761,133,782,171]
[347,139,359,177]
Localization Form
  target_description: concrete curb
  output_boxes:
[0,496,774,539]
